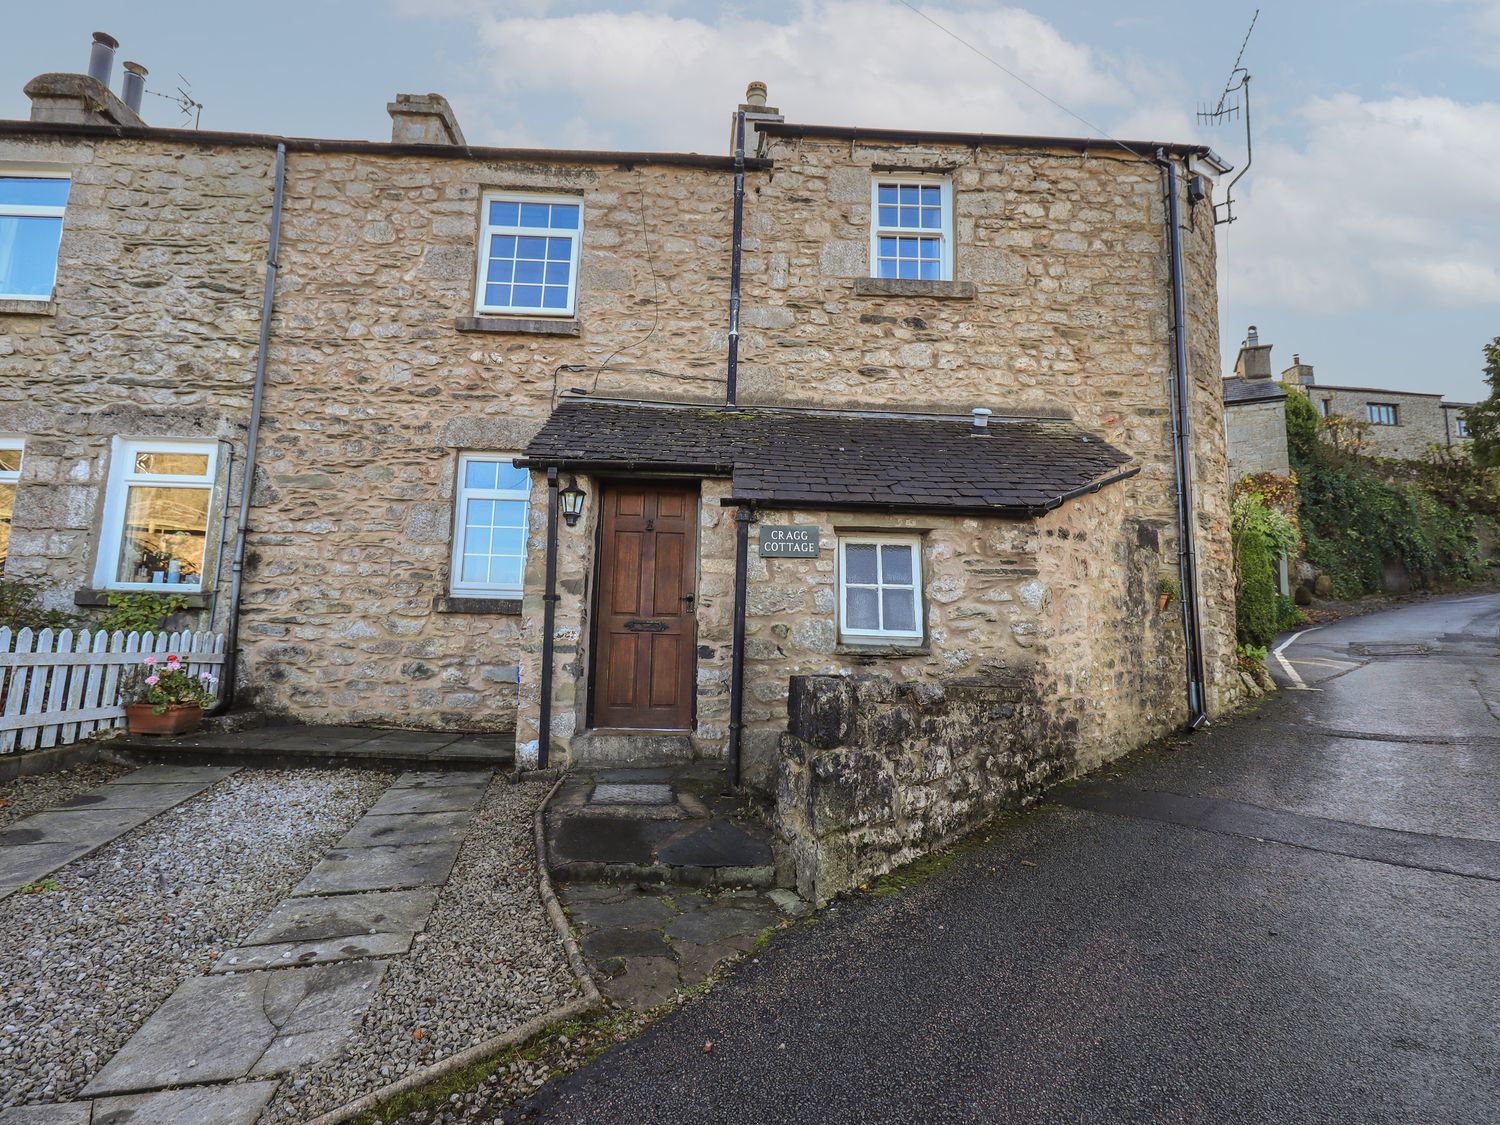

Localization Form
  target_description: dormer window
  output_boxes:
[870,177,953,281]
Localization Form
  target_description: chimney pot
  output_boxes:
[1246,325,1259,346]
[745,81,768,107]
[121,61,148,115]
[971,407,992,435]
[88,31,119,88]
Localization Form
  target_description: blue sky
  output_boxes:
[4,1,1497,401]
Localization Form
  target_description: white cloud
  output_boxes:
[438,2,1191,152]
[1226,93,1500,314]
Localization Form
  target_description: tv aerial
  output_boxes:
[1196,9,1258,225]
[146,74,204,129]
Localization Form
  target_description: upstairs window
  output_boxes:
[0,438,22,571]
[450,454,530,598]
[838,535,924,643]
[476,194,581,317]
[1366,403,1398,426]
[96,440,218,591]
[0,173,69,301]
[1454,415,1469,438]
[871,178,953,281]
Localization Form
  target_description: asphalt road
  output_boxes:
[512,593,1500,1124]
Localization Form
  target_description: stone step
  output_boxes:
[546,809,784,889]
[569,731,695,767]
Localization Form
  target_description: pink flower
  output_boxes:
[145,675,159,686]
[143,656,157,667]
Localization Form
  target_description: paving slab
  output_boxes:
[240,887,439,945]
[664,905,779,944]
[0,807,156,847]
[92,1080,280,1125]
[657,819,775,868]
[591,782,675,806]
[366,783,487,816]
[109,764,241,785]
[211,930,414,972]
[337,811,472,848]
[291,842,462,895]
[550,816,680,866]
[0,841,92,895]
[51,781,213,812]
[0,1104,92,1124]
[388,769,494,789]
[566,895,677,930]
[349,734,460,754]
[82,960,388,1094]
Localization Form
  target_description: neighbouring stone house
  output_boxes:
[3,46,1243,899]
[1222,325,1473,468]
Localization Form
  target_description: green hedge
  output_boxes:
[1235,524,1279,648]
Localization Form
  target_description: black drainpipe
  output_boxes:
[537,466,561,770]
[1155,149,1208,729]
[212,141,285,716]
[725,109,746,407]
[726,502,752,787]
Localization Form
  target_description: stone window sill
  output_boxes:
[74,588,212,610]
[0,298,57,316]
[852,278,975,300]
[434,595,521,615]
[835,642,930,658]
[455,315,581,337]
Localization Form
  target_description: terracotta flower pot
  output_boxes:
[126,703,203,736]
[1158,592,1171,612]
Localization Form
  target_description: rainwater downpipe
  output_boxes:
[726,502,752,787]
[537,466,561,770]
[725,109,746,407]
[1155,149,1209,729]
[211,142,285,716]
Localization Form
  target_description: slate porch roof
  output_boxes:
[1222,377,1288,405]
[520,400,1137,515]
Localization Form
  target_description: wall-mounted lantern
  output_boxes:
[560,475,587,527]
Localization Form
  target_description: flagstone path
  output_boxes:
[7,768,494,1125]
[0,764,239,897]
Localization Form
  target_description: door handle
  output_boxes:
[682,594,696,613]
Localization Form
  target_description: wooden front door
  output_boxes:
[591,482,699,730]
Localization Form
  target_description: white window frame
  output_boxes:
[869,175,954,282]
[94,438,219,592]
[0,167,70,302]
[473,192,583,318]
[1366,403,1398,426]
[1454,415,1469,438]
[837,534,925,643]
[0,436,23,572]
[449,452,530,598]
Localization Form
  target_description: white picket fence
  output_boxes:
[0,628,226,754]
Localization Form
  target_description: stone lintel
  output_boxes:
[852,277,977,299]
[454,315,582,336]
[387,92,466,145]
[24,72,145,128]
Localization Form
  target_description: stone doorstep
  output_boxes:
[590,782,675,806]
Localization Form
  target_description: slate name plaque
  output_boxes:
[758,525,821,557]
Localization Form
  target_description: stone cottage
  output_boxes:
[3,46,1242,888]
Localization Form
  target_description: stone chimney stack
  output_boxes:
[25,31,145,128]
[732,80,784,154]
[1282,354,1316,386]
[1233,324,1274,381]
[387,93,466,146]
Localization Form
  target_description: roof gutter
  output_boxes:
[1154,148,1209,731]
[210,141,284,717]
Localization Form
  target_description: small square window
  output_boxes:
[870,177,952,282]
[0,172,70,301]
[475,194,582,318]
[1453,415,1469,438]
[838,535,924,642]
[451,454,531,597]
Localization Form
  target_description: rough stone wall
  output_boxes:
[238,153,736,729]
[1306,387,1454,459]
[776,670,1054,904]
[0,134,274,614]
[1224,399,1291,481]
[740,135,1240,716]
